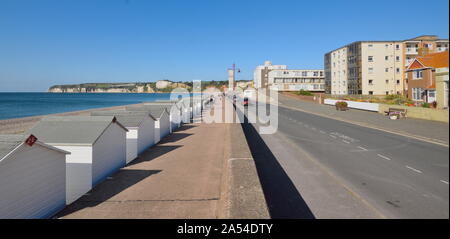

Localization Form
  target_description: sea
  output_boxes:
[0,92,177,120]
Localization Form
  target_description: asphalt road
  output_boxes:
[239,102,449,219]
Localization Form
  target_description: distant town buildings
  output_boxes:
[324,35,449,96]
[268,69,325,92]
[253,61,324,92]
[253,61,287,89]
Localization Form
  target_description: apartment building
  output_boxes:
[324,47,348,94]
[268,69,325,92]
[253,61,287,89]
[325,41,404,95]
[325,35,449,96]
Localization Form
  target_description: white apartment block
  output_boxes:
[268,70,325,92]
[326,41,405,95]
[325,35,449,96]
[325,47,348,95]
[253,61,287,89]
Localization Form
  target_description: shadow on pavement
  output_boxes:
[174,124,197,132]
[241,114,315,219]
[57,169,161,218]
[159,133,193,143]
[127,145,182,166]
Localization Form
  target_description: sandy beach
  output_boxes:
[0,103,145,134]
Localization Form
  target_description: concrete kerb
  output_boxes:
[217,102,270,219]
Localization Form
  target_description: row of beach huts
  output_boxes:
[0,96,211,219]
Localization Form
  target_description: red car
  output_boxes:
[243,97,249,107]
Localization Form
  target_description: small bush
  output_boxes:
[422,103,431,108]
[335,101,348,107]
[295,89,314,96]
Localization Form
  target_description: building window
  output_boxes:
[368,44,373,48]
[368,68,373,74]
[369,91,374,95]
[386,91,389,95]
[396,80,400,84]
[313,71,319,76]
[368,56,374,62]
[385,79,389,84]
[302,71,307,76]
[385,56,389,61]
[369,80,373,85]
[413,70,423,79]
[412,88,423,100]
[385,68,389,72]
[396,56,400,61]
[396,68,400,73]
[396,44,400,50]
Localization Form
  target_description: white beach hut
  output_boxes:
[126,105,170,144]
[27,116,128,205]
[143,101,182,132]
[91,110,156,164]
[0,134,69,219]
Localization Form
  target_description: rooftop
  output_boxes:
[408,51,449,70]
[27,116,127,145]
[125,105,170,119]
[90,110,156,127]
[0,134,27,160]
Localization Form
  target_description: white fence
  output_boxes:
[324,99,379,112]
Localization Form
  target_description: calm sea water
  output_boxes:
[0,93,175,120]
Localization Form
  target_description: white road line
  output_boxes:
[406,165,422,174]
[377,154,391,161]
[440,180,449,185]
[357,146,368,151]
[311,127,316,130]
[329,135,337,139]
[342,140,350,144]
[319,130,326,134]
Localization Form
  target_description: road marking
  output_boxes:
[377,154,391,161]
[311,127,316,131]
[406,165,422,174]
[278,104,449,147]
[319,130,326,134]
[329,135,337,139]
[358,146,368,151]
[440,180,449,185]
[342,140,350,144]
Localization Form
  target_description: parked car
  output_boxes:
[243,97,249,107]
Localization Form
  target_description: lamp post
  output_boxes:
[228,63,240,91]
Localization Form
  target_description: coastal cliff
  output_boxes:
[48,80,190,93]
[48,80,252,93]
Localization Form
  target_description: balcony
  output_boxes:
[406,48,418,54]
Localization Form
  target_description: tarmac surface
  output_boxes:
[241,93,448,218]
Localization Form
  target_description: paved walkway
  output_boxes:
[57,103,229,218]
[279,93,449,145]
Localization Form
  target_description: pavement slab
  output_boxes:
[58,105,229,219]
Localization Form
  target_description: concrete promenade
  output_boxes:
[57,104,228,218]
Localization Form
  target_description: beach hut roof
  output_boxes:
[90,110,156,127]
[125,105,169,119]
[27,116,128,146]
[0,134,69,160]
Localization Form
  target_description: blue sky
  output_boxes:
[0,0,448,92]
